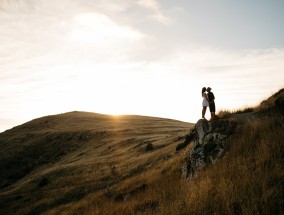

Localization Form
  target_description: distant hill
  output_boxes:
[0,112,193,215]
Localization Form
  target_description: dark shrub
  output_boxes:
[38,178,49,187]
[176,131,195,151]
[145,143,154,151]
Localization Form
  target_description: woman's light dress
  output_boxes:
[202,92,209,107]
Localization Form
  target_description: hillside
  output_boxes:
[0,112,193,215]
[0,88,283,215]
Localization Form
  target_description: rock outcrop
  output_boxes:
[182,119,237,179]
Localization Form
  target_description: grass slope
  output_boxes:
[0,112,192,215]
[0,88,283,215]
[79,89,283,215]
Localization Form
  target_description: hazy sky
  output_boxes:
[1,0,284,132]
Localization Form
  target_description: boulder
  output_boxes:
[182,119,237,179]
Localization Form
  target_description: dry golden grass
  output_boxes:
[256,88,284,111]
[181,117,283,215]
[0,88,283,215]
[63,116,282,215]
[0,111,192,215]
[217,106,254,119]
[55,150,189,215]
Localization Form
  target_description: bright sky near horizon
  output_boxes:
[1,0,284,132]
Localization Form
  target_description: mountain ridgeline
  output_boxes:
[0,88,283,215]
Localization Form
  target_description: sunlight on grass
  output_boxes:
[72,116,283,215]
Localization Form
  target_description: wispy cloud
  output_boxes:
[136,0,171,24]
[70,13,144,45]
[164,47,284,107]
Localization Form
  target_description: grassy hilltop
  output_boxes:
[0,112,193,215]
[0,88,283,215]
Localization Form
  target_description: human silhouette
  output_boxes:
[201,87,209,119]
[207,87,215,121]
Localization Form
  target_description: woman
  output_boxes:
[202,87,209,119]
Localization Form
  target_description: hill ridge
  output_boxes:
[0,88,283,215]
[0,111,193,215]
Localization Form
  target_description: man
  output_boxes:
[207,87,215,121]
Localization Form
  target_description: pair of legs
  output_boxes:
[209,102,216,121]
[202,107,215,120]
[202,104,216,120]
[202,106,208,118]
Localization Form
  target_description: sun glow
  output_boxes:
[19,62,201,124]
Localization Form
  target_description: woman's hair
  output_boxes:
[202,87,206,96]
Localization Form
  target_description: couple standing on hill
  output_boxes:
[202,87,215,121]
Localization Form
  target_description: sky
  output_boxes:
[0,0,284,132]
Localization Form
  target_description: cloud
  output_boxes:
[0,0,149,77]
[0,0,283,131]
[137,0,159,9]
[136,0,171,24]
[70,13,144,44]
[163,46,284,107]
